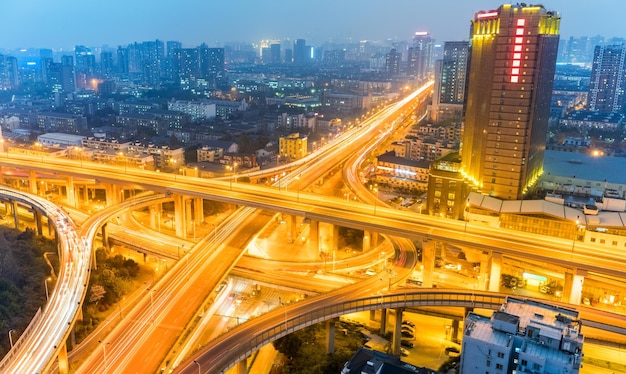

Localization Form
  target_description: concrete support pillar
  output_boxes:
[369,309,376,321]
[47,216,53,236]
[34,209,43,236]
[363,231,371,252]
[479,251,491,291]
[379,308,387,335]
[149,204,161,231]
[185,198,193,239]
[105,184,119,207]
[451,319,460,343]
[11,201,19,230]
[422,238,436,288]
[101,222,109,252]
[173,194,186,238]
[392,308,403,356]
[57,342,69,374]
[371,232,379,247]
[488,252,502,292]
[325,317,338,354]
[100,223,111,254]
[194,198,204,224]
[309,219,319,252]
[237,358,247,374]
[287,214,298,244]
[330,224,339,252]
[464,307,474,318]
[82,184,89,204]
[65,176,76,208]
[28,171,38,195]
[564,269,586,305]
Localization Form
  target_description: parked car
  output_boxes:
[402,320,415,328]
[401,331,414,339]
[400,347,409,356]
[582,297,591,305]
[401,340,414,348]
[401,326,414,334]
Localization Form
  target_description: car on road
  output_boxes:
[401,340,414,348]
[402,320,415,328]
[400,347,409,356]
[401,331,414,339]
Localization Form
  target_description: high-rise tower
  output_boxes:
[588,44,626,114]
[407,32,434,81]
[430,41,470,121]
[461,4,560,200]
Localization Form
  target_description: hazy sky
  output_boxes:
[1,1,624,49]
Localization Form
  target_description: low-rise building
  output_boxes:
[559,110,624,131]
[460,297,583,374]
[375,151,430,193]
[279,133,307,161]
[37,132,85,147]
[342,347,436,374]
[168,100,216,121]
[276,112,317,132]
[36,112,87,133]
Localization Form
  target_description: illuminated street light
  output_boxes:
[571,215,580,259]
[98,340,110,374]
[8,329,15,348]
[465,198,470,233]
[117,152,127,173]
[373,186,379,215]
[296,174,301,202]
[44,277,51,301]
[194,360,201,374]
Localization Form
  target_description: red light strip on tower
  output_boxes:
[511,19,526,83]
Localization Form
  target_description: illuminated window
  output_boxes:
[513,53,521,59]
[514,45,522,52]
[511,76,519,83]
[516,28,524,35]
[511,68,520,75]
[517,19,526,26]
[515,37,523,44]
[512,60,520,67]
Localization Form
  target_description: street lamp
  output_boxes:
[279,297,287,331]
[465,198,470,233]
[118,152,127,173]
[98,340,110,373]
[8,329,15,349]
[74,146,84,167]
[572,215,580,258]
[373,186,379,215]
[296,174,301,202]
[44,277,51,301]
[194,360,201,374]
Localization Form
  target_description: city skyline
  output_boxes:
[1,1,625,50]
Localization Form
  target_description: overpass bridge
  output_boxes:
[174,288,626,373]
